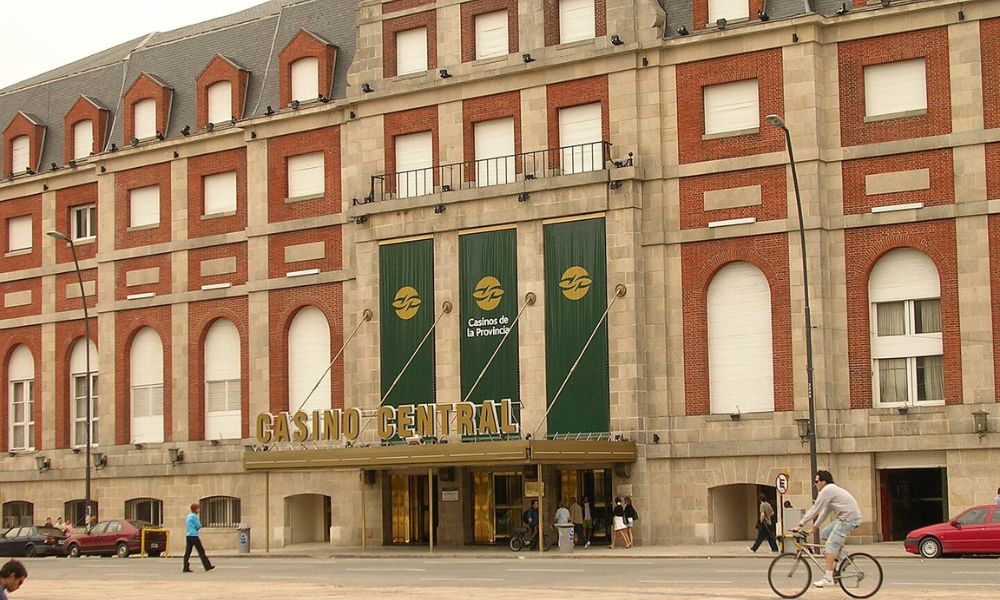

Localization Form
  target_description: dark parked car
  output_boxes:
[0,526,67,557]
[65,519,164,558]
[904,504,1000,558]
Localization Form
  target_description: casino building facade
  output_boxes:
[1,0,999,550]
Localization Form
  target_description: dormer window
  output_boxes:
[290,57,319,102]
[134,99,156,140]
[196,55,250,130]
[11,136,29,173]
[64,96,110,164]
[73,121,94,160]
[207,82,233,124]
[278,29,336,107]
[122,73,172,144]
[708,0,749,24]
[4,111,45,175]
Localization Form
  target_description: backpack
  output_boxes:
[522,509,532,525]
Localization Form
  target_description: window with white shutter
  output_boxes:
[708,0,749,23]
[133,99,156,140]
[7,215,32,253]
[864,59,927,118]
[290,57,319,102]
[559,0,595,44]
[558,103,602,174]
[396,28,428,76]
[73,121,94,160]
[71,205,97,241]
[707,262,774,414]
[475,118,515,186]
[8,345,35,451]
[129,327,164,444]
[204,319,241,440]
[204,172,237,215]
[207,81,233,124]
[70,339,99,448]
[11,136,29,173]
[129,186,160,228]
[475,11,508,60]
[287,152,324,199]
[703,79,759,135]
[394,131,433,198]
[289,307,331,416]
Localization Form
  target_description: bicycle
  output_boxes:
[767,531,883,599]
[508,526,555,552]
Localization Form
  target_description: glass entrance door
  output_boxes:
[390,474,437,544]
[472,472,523,544]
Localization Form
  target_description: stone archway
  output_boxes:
[283,494,331,545]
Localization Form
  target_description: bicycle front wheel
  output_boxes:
[767,553,812,599]
[509,535,524,552]
[837,552,883,598]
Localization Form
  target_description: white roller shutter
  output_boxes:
[289,307,331,415]
[70,339,99,375]
[287,152,324,198]
[707,262,774,414]
[558,103,602,174]
[73,121,93,160]
[704,79,759,135]
[475,118,515,186]
[133,98,156,139]
[869,248,939,303]
[559,0,595,44]
[7,215,32,252]
[129,186,160,228]
[9,345,33,381]
[204,319,241,440]
[11,136,29,172]
[207,81,233,123]
[290,57,319,102]
[204,172,237,215]
[395,131,433,198]
[396,27,428,75]
[864,59,927,118]
[708,0,749,23]
[130,327,164,444]
[475,11,508,59]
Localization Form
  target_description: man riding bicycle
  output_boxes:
[791,470,862,589]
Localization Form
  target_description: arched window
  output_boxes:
[288,307,331,415]
[869,248,943,406]
[130,328,164,444]
[2,501,33,528]
[8,345,34,451]
[70,338,99,447]
[707,262,774,414]
[64,499,99,528]
[204,319,241,440]
[200,496,240,527]
[290,57,319,102]
[125,497,163,527]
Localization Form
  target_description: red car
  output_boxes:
[65,519,164,558]
[904,505,1000,558]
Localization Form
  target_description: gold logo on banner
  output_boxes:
[392,286,421,320]
[559,266,592,301]
[473,276,504,311]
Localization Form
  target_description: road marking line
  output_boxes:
[639,580,732,584]
[894,582,1000,587]
[506,568,585,573]
[420,578,504,582]
[348,568,425,572]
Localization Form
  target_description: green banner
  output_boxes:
[543,218,609,434]
[380,239,436,409]
[460,229,520,430]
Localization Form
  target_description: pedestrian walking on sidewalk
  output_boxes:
[748,493,779,553]
[569,497,584,545]
[623,497,639,548]
[581,496,593,548]
[609,497,629,549]
[0,560,27,600]
[183,502,215,573]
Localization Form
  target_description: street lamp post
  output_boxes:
[765,115,819,502]
[47,230,94,527]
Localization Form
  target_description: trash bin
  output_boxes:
[237,525,251,554]
[556,523,575,554]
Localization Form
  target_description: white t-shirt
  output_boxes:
[554,507,571,525]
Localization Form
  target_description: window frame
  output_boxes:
[395,27,429,76]
[2,501,33,528]
[128,185,160,229]
[7,214,32,253]
[71,372,99,448]
[870,297,944,407]
[8,379,34,451]
[73,120,94,160]
[10,135,30,173]
[124,497,163,527]
[558,0,596,44]
[474,10,509,60]
[203,171,238,216]
[863,58,928,120]
[702,79,760,137]
[200,496,241,528]
[70,204,97,241]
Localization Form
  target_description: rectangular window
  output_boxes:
[290,58,319,102]
[7,215,32,252]
[9,380,34,451]
[71,205,97,241]
[558,103,603,174]
[207,81,233,124]
[73,121,94,160]
[72,373,99,448]
[11,136,29,173]
[474,118,516,186]
[125,498,163,527]
[396,28,428,76]
[708,0,749,23]
[129,186,160,228]
[475,11,508,60]
[872,296,944,406]
[703,79,759,135]
[203,172,237,215]
[394,131,434,198]
[133,99,156,140]
[286,152,324,198]
[559,0,595,44]
[201,497,241,528]
[864,59,927,118]
[916,355,944,402]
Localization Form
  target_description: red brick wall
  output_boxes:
[2,113,45,175]
[838,28,951,147]
[384,0,432,12]
[278,30,337,107]
[54,269,97,313]
[114,162,172,250]
[267,226,343,279]
[844,221,961,408]
[543,0,607,46]
[267,283,345,413]
[266,126,341,222]
[692,0,764,31]
[63,97,109,163]
[0,326,42,451]
[0,277,42,319]
[115,254,172,301]
[55,183,98,263]
[679,166,787,229]
[988,143,1000,200]
[0,194,41,272]
[546,75,609,166]
[187,148,248,238]
[676,49,785,164]
[383,10,437,78]
[122,73,172,143]
[188,243,248,291]
[187,297,249,441]
[463,91,522,180]
[114,306,173,444]
[196,56,250,128]
[985,19,1000,130]
[384,106,439,188]
[841,149,954,215]
[54,321,95,449]
[461,0,518,63]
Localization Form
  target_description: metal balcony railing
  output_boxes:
[363,141,612,203]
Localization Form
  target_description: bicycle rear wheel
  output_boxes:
[837,552,883,598]
[767,553,812,598]
[509,535,524,552]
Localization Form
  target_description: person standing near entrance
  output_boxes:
[748,493,779,553]
[581,496,593,548]
[183,503,215,573]
[522,499,540,549]
[569,497,584,546]
[623,497,639,548]
[0,560,27,600]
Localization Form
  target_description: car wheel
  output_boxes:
[116,542,130,558]
[919,537,942,559]
[68,544,81,558]
[24,545,37,558]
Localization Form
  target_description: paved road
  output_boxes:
[12,555,1000,599]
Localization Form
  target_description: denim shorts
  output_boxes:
[821,518,861,555]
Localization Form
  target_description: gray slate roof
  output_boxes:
[660,0,864,37]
